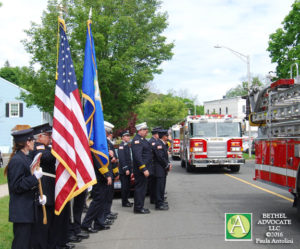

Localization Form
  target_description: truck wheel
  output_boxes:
[172,156,177,161]
[186,162,194,172]
[230,165,240,172]
[181,160,185,168]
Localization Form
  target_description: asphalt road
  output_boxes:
[77,160,300,249]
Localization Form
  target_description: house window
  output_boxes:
[226,107,228,114]
[242,105,246,113]
[6,102,23,118]
[207,109,209,114]
[219,108,221,114]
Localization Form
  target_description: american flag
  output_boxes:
[51,18,96,215]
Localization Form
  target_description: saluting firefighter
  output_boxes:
[148,127,161,204]
[131,122,152,214]
[153,129,172,210]
[5,128,46,249]
[118,130,133,207]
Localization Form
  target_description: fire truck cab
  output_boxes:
[171,124,181,160]
[180,115,245,172]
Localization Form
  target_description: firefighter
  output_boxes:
[5,128,45,249]
[118,130,133,207]
[153,129,172,210]
[148,127,162,204]
[132,122,152,214]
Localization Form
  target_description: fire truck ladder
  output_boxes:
[251,63,300,137]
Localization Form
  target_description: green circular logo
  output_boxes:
[227,215,250,238]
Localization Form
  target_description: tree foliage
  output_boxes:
[267,1,300,79]
[21,0,174,128]
[225,76,263,98]
[136,92,203,129]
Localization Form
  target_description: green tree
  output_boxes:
[267,1,300,79]
[225,76,263,98]
[136,92,200,129]
[22,0,174,128]
[0,61,36,89]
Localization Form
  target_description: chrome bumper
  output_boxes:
[191,158,245,167]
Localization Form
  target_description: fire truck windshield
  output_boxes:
[189,122,241,138]
[172,130,180,139]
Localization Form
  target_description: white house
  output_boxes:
[0,77,51,153]
[204,96,246,120]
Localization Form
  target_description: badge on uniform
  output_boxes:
[36,145,45,150]
[157,145,162,149]
[119,146,124,150]
[152,142,155,146]
[134,140,140,144]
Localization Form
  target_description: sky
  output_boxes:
[0,0,295,104]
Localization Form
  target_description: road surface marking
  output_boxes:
[224,173,293,203]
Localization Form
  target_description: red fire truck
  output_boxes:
[171,124,181,160]
[180,115,245,172]
[249,63,300,215]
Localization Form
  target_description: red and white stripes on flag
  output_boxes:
[52,18,96,215]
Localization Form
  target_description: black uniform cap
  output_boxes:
[158,129,168,138]
[32,123,52,135]
[151,126,162,134]
[120,130,130,137]
[12,128,34,143]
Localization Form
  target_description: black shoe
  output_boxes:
[94,224,110,231]
[76,231,89,239]
[104,219,114,225]
[68,235,82,243]
[59,243,75,249]
[110,212,118,216]
[81,226,98,233]
[134,208,150,214]
[156,205,169,210]
[122,202,133,207]
[107,213,117,220]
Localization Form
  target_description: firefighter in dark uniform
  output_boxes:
[81,151,111,232]
[153,129,172,210]
[30,123,76,249]
[118,130,133,207]
[132,122,152,214]
[103,121,119,222]
[5,128,46,249]
[148,127,161,204]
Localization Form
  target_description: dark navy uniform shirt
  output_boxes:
[7,150,38,223]
[131,134,153,175]
[118,141,132,175]
[153,139,170,177]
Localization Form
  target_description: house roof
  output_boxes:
[0,76,29,94]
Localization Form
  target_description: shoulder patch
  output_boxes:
[157,145,162,149]
[152,142,155,146]
[134,140,140,144]
[36,145,45,150]
[119,146,124,150]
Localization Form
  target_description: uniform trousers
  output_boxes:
[12,223,33,249]
[48,202,70,249]
[134,173,148,210]
[155,177,166,207]
[68,191,87,237]
[148,175,156,203]
[82,181,107,229]
[103,182,114,218]
[120,174,131,205]
[31,205,55,249]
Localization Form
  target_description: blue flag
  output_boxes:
[82,20,109,171]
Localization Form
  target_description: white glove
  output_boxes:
[33,168,43,179]
[39,195,47,205]
[88,186,93,192]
